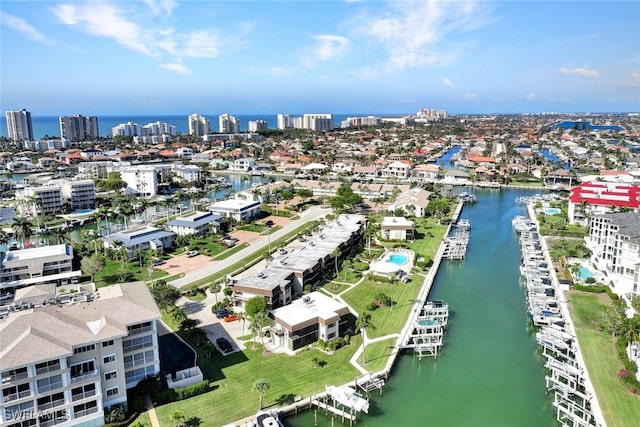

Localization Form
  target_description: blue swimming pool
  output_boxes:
[544,208,561,215]
[579,267,594,281]
[387,254,408,266]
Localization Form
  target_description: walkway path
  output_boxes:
[145,394,161,427]
[170,206,332,288]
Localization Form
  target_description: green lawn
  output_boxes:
[342,275,423,339]
[93,260,166,287]
[568,291,640,427]
[360,337,398,372]
[144,342,362,426]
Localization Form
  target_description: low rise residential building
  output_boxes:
[208,195,261,222]
[381,216,415,240]
[120,166,159,196]
[55,179,96,211]
[0,244,80,291]
[0,281,161,426]
[166,212,220,236]
[567,182,640,225]
[16,185,64,216]
[103,226,175,258]
[269,291,351,351]
[387,188,432,217]
[382,161,411,179]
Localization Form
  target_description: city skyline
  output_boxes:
[1,0,639,116]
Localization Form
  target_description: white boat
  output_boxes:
[254,411,283,427]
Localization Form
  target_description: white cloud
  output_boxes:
[462,92,477,100]
[180,31,220,58]
[525,94,537,101]
[160,62,190,74]
[559,67,599,77]
[301,35,350,67]
[616,69,640,88]
[142,0,177,16]
[1,11,53,45]
[356,0,492,72]
[442,77,455,87]
[52,3,152,55]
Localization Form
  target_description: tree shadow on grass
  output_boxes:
[185,417,202,426]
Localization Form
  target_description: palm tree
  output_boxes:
[49,227,69,245]
[617,316,640,344]
[0,230,10,255]
[332,248,341,278]
[208,281,222,305]
[355,312,375,364]
[253,379,271,410]
[170,306,188,327]
[12,217,34,248]
[169,409,186,427]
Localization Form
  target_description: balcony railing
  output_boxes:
[38,397,65,411]
[3,389,32,402]
[127,325,154,336]
[74,406,99,419]
[70,369,99,385]
[71,388,96,402]
[36,364,61,376]
[2,371,28,384]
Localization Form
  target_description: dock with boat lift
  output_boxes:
[442,219,470,260]
[400,300,449,359]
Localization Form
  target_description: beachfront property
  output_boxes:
[269,291,351,351]
[0,281,161,426]
[567,182,640,225]
[208,194,261,222]
[0,244,80,291]
[585,211,640,295]
[166,211,221,236]
[381,217,415,240]
[102,226,175,258]
[386,188,432,217]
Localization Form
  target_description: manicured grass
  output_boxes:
[360,337,397,372]
[93,260,166,287]
[212,242,250,260]
[342,275,423,339]
[568,291,640,427]
[144,342,362,426]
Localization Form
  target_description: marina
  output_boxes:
[442,218,470,260]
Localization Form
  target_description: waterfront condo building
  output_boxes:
[586,211,640,295]
[59,115,99,142]
[119,166,158,196]
[15,186,64,216]
[0,281,161,427]
[219,114,240,133]
[0,244,80,291]
[188,114,211,137]
[276,114,293,130]
[302,114,333,132]
[5,109,33,142]
[248,120,268,132]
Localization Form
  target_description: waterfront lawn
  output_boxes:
[93,260,166,287]
[568,291,640,427]
[342,275,423,339]
[148,342,361,426]
[360,337,397,372]
[409,218,449,259]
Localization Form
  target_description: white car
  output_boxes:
[185,250,198,258]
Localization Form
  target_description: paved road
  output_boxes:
[170,206,332,288]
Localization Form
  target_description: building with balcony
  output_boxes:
[381,217,415,240]
[120,166,158,196]
[567,182,640,225]
[0,281,161,426]
[269,291,351,351]
[15,186,64,216]
[54,180,96,211]
[5,109,33,142]
[59,115,99,142]
[188,114,210,137]
[382,161,411,180]
[0,244,80,291]
[585,211,640,295]
[208,195,261,222]
[102,227,175,259]
[218,114,240,133]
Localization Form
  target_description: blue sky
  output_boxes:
[1,0,639,115]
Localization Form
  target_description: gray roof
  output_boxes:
[103,226,175,247]
[601,212,640,238]
[167,211,221,228]
[0,281,161,368]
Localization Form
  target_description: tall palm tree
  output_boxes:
[49,227,69,245]
[617,316,640,344]
[253,379,271,410]
[12,217,34,249]
[332,247,341,278]
[355,312,375,364]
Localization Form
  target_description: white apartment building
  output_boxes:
[120,166,158,196]
[175,147,195,158]
[230,158,256,172]
[248,120,268,132]
[77,162,115,180]
[23,139,70,152]
[55,179,96,211]
[219,114,240,133]
[59,115,99,142]
[0,244,80,290]
[302,114,333,132]
[166,212,221,236]
[276,114,293,130]
[143,121,176,136]
[340,116,381,128]
[0,281,161,427]
[5,109,33,142]
[188,114,211,137]
[586,211,640,295]
[208,195,261,222]
[103,226,175,258]
[15,186,64,216]
[171,164,201,182]
[382,161,412,179]
[111,121,175,137]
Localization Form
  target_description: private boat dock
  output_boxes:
[401,300,449,359]
[443,219,470,260]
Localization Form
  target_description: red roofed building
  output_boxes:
[567,182,640,225]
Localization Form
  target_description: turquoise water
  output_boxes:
[387,254,408,266]
[543,208,561,215]
[283,188,555,427]
[579,267,594,280]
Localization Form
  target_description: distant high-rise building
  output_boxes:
[303,114,333,131]
[219,113,239,133]
[188,113,211,137]
[112,121,176,137]
[276,114,293,130]
[5,108,33,141]
[59,114,99,141]
[248,120,268,132]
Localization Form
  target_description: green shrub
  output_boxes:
[104,404,126,423]
[366,302,378,311]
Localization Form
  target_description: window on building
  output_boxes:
[4,401,34,420]
[36,375,63,394]
[70,361,95,378]
[37,392,64,411]
[35,360,60,375]
[104,371,117,381]
[2,383,31,402]
[105,387,119,397]
[102,340,114,347]
[2,367,28,384]
[73,344,96,354]
[73,400,98,418]
[103,354,116,364]
[71,384,96,402]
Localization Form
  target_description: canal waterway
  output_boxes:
[436,145,462,170]
[284,187,556,427]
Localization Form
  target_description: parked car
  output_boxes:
[265,220,274,227]
[152,259,166,266]
[216,309,233,319]
[223,313,238,322]
[216,337,233,353]
[185,250,198,258]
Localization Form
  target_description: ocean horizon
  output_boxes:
[0,113,409,140]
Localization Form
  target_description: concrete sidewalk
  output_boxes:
[170,206,331,288]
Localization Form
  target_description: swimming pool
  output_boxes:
[387,254,408,266]
[544,208,561,215]
[579,267,594,280]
